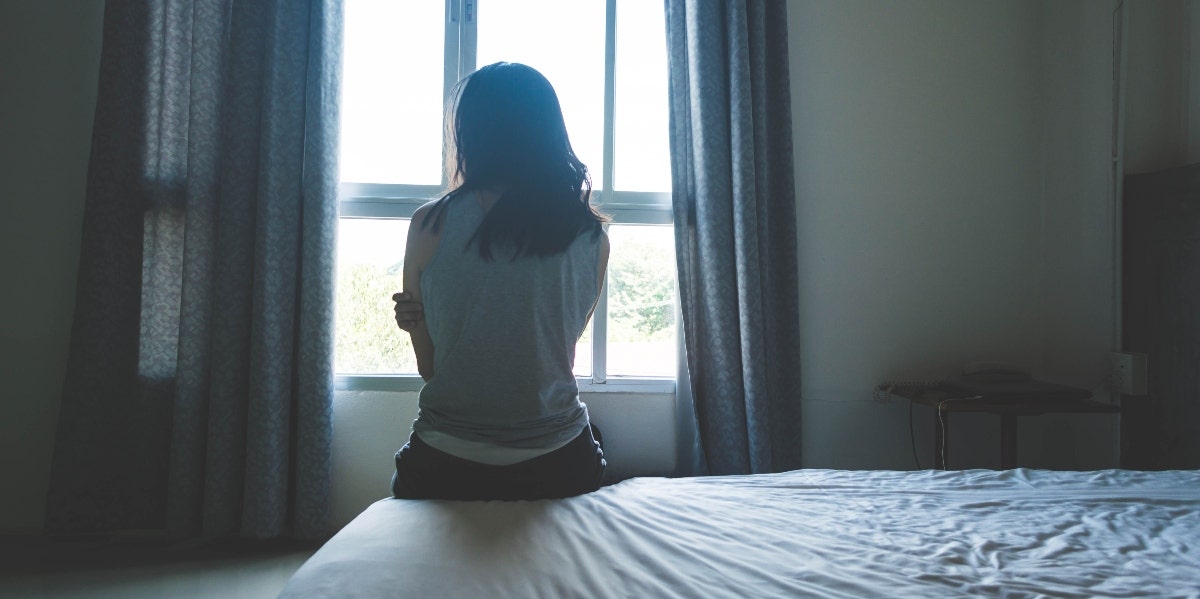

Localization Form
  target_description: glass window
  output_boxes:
[605,224,677,377]
[336,0,675,384]
[614,1,670,192]
[339,0,445,185]
[334,218,414,374]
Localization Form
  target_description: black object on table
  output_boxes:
[888,380,1120,470]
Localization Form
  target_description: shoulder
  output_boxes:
[405,199,445,265]
[411,199,442,230]
[409,199,449,246]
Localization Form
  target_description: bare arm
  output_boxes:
[400,202,440,381]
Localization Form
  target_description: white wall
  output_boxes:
[0,1,104,533]
[1191,0,1200,163]
[1124,0,1191,174]
[788,0,1120,470]
[1036,0,1123,467]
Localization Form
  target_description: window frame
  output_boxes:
[334,0,675,394]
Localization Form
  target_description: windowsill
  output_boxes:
[334,375,675,394]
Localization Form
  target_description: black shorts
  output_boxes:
[391,425,606,501]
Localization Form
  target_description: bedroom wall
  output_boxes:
[1190,1,1200,163]
[1124,0,1191,175]
[788,0,1120,470]
[1036,0,1123,466]
[0,1,105,533]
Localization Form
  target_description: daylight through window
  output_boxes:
[335,0,676,385]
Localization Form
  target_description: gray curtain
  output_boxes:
[45,0,341,540]
[666,0,802,475]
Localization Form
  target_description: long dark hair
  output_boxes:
[424,62,607,260]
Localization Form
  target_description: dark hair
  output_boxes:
[424,62,607,260]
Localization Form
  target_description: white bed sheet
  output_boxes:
[281,469,1200,598]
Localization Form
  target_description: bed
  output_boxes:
[280,468,1200,598]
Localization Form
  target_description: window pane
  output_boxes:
[614,1,670,192]
[476,0,606,187]
[335,218,416,374]
[340,1,444,185]
[574,321,592,378]
[606,224,676,377]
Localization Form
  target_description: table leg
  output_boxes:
[1000,414,1018,469]
[933,407,948,470]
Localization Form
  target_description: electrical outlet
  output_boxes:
[1109,352,1148,396]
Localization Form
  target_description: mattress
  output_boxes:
[280,469,1200,598]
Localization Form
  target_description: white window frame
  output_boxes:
[335,0,675,394]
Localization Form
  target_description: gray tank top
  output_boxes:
[413,194,600,449]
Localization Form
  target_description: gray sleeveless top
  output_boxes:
[412,194,600,449]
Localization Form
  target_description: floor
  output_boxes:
[0,536,315,599]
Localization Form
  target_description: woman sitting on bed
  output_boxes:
[389,62,610,501]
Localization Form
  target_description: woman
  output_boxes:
[390,62,609,501]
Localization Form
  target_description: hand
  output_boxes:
[392,292,424,333]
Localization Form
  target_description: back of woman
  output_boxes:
[415,193,600,449]
[390,62,610,501]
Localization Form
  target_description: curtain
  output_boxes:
[45,0,341,540]
[666,0,802,475]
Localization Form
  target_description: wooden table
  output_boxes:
[888,381,1120,470]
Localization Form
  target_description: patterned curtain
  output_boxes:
[45,0,341,540]
[666,0,802,475]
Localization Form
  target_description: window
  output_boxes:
[335,0,676,391]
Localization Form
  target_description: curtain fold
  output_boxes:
[666,0,802,475]
[45,0,341,540]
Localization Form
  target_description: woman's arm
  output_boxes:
[400,202,441,381]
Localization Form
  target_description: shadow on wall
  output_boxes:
[1122,163,1200,469]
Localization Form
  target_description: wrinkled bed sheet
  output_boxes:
[281,469,1200,598]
